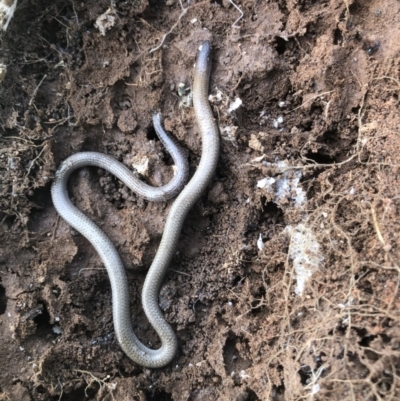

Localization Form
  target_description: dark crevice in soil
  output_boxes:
[27,185,53,211]
[271,384,285,401]
[274,36,288,55]
[333,28,344,45]
[56,384,88,401]
[298,364,312,385]
[262,201,284,225]
[0,214,16,229]
[223,332,252,379]
[147,125,159,141]
[318,129,341,145]
[355,327,378,348]
[144,389,173,401]
[0,284,7,315]
[304,150,336,164]
[246,387,261,400]
[33,302,52,335]
[35,384,48,395]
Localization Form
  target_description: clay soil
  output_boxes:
[1,0,400,400]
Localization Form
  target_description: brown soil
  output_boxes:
[1,0,400,400]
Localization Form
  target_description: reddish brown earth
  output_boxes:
[1,0,400,400]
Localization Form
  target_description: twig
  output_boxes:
[290,90,335,112]
[71,0,79,24]
[370,206,385,246]
[148,0,209,53]
[149,1,188,53]
[228,0,243,28]
[24,143,46,177]
[372,75,400,89]
[52,215,60,241]
[170,269,191,277]
[75,370,116,400]
[29,74,47,106]
[78,267,106,276]
[57,378,63,401]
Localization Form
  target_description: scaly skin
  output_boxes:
[51,41,219,368]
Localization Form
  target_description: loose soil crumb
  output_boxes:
[1,0,400,400]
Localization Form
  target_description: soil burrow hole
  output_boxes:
[32,303,52,335]
[223,332,252,380]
